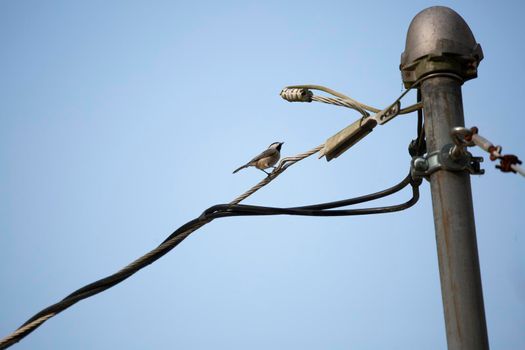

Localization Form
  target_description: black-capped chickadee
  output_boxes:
[233,142,284,175]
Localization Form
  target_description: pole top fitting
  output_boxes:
[400,6,483,88]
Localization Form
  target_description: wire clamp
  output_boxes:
[411,144,484,180]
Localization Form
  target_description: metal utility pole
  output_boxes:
[400,7,489,350]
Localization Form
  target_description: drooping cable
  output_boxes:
[203,178,419,218]
[1,78,427,348]
[0,167,420,349]
[203,173,416,219]
[0,144,322,349]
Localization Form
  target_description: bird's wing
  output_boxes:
[248,148,277,164]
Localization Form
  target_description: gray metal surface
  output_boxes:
[401,6,483,67]
[400,6,483,87]
[421,76,489,350]
[401,6,490,349]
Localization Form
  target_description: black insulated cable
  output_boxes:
[201,177,419,218]
[409,89,426,157]
[1,172,421,350]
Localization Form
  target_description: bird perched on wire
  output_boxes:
[233,142,284,175]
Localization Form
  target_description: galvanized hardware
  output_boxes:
[450,126,476,159]
[374,101,401,125]
[319,117,377,161]
[319,102,403,161]
[280,88,313,102]
[400,6,483,88]
[411,143,484,180]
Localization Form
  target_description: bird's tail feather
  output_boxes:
[233,164,249,174]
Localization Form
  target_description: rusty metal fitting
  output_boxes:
[496,154,523,173]
[464,126,478,142]
[450,126,474,159]
[451,126,474,146]
[488,145,500,161]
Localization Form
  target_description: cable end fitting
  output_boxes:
[280,88,313,102]
[320,117,377,161]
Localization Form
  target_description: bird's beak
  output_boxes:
[280,142,285,145]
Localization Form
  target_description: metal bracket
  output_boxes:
[374,101,401,125]
[411,144,484,180]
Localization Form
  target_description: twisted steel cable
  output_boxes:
[3,76,437,348]
[230,144,324,204]
[0,144,324,349]
[281,84,423,116]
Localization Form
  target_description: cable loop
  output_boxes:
[1,81,434,349]
[280,84,424,120]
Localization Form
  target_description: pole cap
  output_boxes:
[400,6,483,87]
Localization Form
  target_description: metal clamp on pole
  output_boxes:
[411,143,484,180]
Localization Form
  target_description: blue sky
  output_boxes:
[1,1,524,349]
